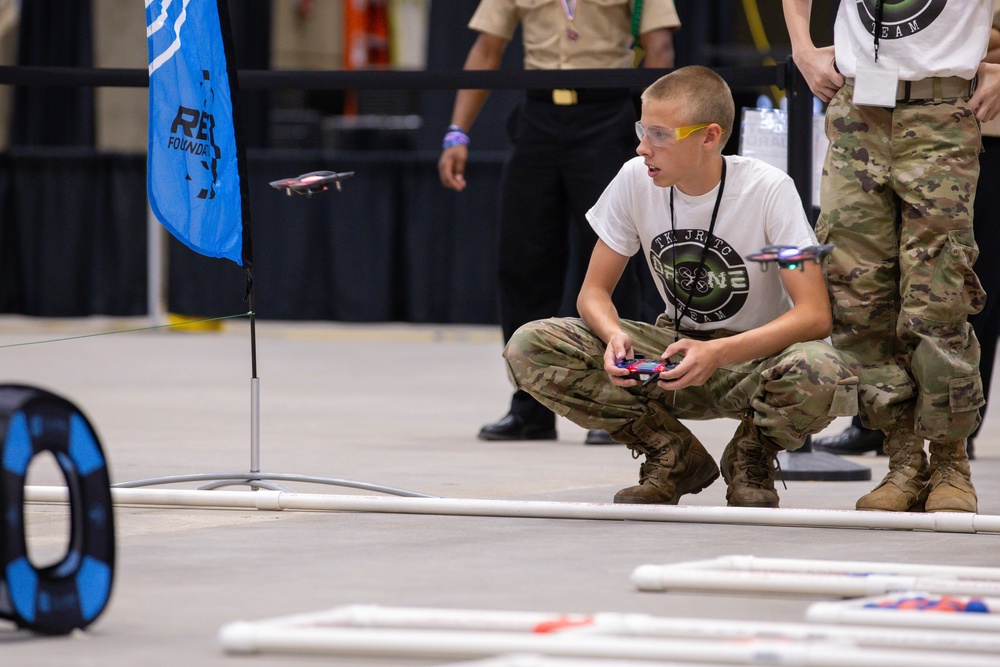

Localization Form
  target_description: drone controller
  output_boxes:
[617,356,679,385]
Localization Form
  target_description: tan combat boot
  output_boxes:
[855,423,929,512]
[613,434,720,505]
[719,413,782,508]
[925,439,978,513]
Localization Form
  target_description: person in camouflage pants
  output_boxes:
[819,93,985,441]
[784,0,1000,513]
[504,66,859,509]
[506,315,858,507]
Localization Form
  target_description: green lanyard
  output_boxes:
[631,0,644,40]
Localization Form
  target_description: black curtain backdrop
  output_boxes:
[0,148,506,321]
[227,0,271,148]
[10,0,94,146]
[0,150,146,315]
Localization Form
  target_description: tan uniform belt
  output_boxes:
[844,76,973,102]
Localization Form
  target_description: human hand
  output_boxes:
[970,62,1000,123]
[652,338,721,390]
[438,145,468,191]
[792,45,843,103]
[604,333,637,387]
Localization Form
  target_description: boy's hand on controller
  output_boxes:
[605,332,636,387]
[656,338,722,389]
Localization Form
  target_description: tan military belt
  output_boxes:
[845,76,973,102]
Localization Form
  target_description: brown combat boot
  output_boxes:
[613,435,720,505]
[855,422,929,512]
[925,439,978,513]
[719,414,782,508]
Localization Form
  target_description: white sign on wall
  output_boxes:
[739,108,828,208]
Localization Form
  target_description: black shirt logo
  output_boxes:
[855,0,946,39]
[649,229,750,324]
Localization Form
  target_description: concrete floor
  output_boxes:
[1,316,999,666]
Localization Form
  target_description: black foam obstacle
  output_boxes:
[0,385,115,635]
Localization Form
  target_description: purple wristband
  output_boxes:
[443,127,469,149]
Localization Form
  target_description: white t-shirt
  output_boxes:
[587,155,816,332]
[833,0,991,80]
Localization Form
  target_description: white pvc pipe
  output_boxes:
[434,658,735,667]
[631,566,1000,597]
[807,600,1000,632]
[671,555,1000,580]
[217,623,1000,666]
[433,659,728,667]
[235,604,1000,654]
[22,486,1000,534]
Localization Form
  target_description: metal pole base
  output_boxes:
[112,472,436,497]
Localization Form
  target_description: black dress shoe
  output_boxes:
[478,412,557,441]
[584,429,620,445]
[812,425,886,456]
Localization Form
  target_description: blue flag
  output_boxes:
[146,0,250,266]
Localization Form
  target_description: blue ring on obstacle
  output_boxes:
[0,386,115,635]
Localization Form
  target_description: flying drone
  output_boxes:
[746,243,834,271]
[269,170,355,196]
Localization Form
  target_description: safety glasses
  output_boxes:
[635,121,721,147]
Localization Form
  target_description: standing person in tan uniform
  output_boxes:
[438,1,680,445]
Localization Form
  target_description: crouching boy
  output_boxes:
[504,66,858,507]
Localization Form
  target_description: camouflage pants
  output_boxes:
[503,315,858,452]
[818,86,985,440]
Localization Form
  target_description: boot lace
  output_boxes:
[627,442,653,460]
[932,464,960,486]
[627,442,678,484]
[741,444,785,490]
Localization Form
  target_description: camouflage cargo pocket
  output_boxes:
[948,375,985,414]
[828,378,859,417]
[916,374,984,439]
[928,229,985,320]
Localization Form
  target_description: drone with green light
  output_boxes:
[746,244,834,271]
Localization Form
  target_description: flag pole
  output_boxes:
[247,271,260,477]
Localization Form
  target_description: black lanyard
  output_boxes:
[873,0,884,62]
[668,156,727,327]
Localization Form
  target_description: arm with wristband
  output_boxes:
[437,31,508,192]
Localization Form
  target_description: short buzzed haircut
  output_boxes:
[641,66,735,141]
